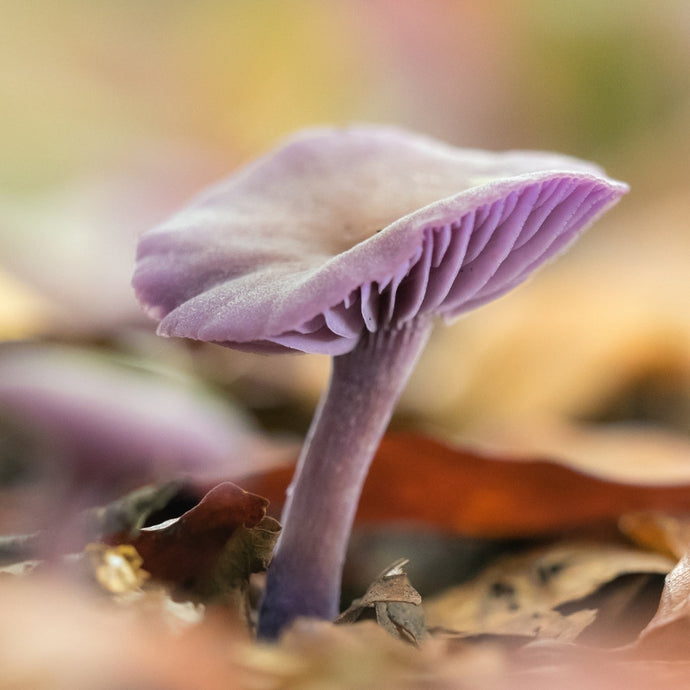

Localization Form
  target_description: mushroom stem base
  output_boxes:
[258,317,433,639]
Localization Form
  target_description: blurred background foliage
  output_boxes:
[0,0,689,471]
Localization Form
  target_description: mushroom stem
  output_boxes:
[258,316,434,638]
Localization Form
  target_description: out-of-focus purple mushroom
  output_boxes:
[132,125,628,637]
[0,344,288,538]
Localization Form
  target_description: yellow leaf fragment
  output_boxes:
[86,543,149,594]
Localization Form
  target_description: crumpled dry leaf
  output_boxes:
[425,542,673,643]
[335,558,427,645]
[113,482,279,617]
[207,514,281,622]
[242,432,690,537]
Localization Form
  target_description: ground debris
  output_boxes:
[425,542,672,644]
[86,542,149,594]
[335,558,427,644]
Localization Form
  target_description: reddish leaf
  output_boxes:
[115,482,268,590]
[242,433,690,537]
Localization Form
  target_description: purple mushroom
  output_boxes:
[0,344,288,513]
[132,125,628,637]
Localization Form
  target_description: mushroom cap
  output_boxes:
[0,344,282,482]
[133,126,628,355]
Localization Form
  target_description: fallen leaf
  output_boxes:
[113,482,278,611]
[425,542,672,643]
[375,600,428,647]
[564,572,664,647]
[206,514,281,622]
[336,558,427,644]
[242,432,690,537]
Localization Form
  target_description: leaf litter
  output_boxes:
[424,542,672,643]
[335,558,427,645]
[4,435,690,687]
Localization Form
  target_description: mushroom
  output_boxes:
[132,125,628,637]
[0,343,289,548]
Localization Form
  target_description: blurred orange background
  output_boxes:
[1,0,689,450]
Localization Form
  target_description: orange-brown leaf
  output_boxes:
[242,433,690,537]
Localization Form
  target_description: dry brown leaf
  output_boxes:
[111,482,279,621]
[123,482,267,584]
[425,542,673,642]
[208,514,281,622]
[335,559,427,645]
